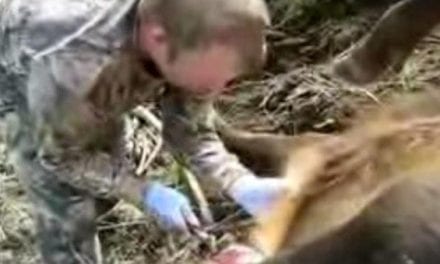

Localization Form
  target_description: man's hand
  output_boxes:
[227,176,288,217]
[161,91,289,217]
[143,182,200,232]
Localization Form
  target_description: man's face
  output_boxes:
[162,43,246,97]
[138,22,266,98]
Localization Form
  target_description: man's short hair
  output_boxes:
[137,0,270,50]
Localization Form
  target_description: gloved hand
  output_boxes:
[227,176,288,217]
[143,181,200,232]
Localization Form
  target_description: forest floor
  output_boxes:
[1,1,439,263]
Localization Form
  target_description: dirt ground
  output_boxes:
[1,1,439,263]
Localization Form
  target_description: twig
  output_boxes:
[355,87,381,104]
[97,220,148,232]
[136,137,151,176]
[136,135,163,176]
[204,213,254,233]
[0,225,7,242]
[96,201,124,222]
[124,115,139,142]
[131,106,164,175]
[132,106,163,130]
[180,167,214,225]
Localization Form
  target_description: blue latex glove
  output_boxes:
[228,176,288,216]
[143,182,200,232]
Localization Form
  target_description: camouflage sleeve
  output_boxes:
[161,91,257,196]
[0,0,138,111]
[25,54,146,205]
[2,0,149,205]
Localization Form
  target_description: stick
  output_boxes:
[136,135,163,176]
[0,225,7,242]
[180,166,214,225]
[131,107,163,175]
[132,106,162,130]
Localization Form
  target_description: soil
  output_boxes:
[0,1,439,263]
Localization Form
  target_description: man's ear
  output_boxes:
[137,22,168,57]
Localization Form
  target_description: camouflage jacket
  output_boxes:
[0,0,255,202]
[161,90,257,197]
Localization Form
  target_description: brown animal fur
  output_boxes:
[216,119,332,177]
[333,0,440,85]
[217,91,440,263]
